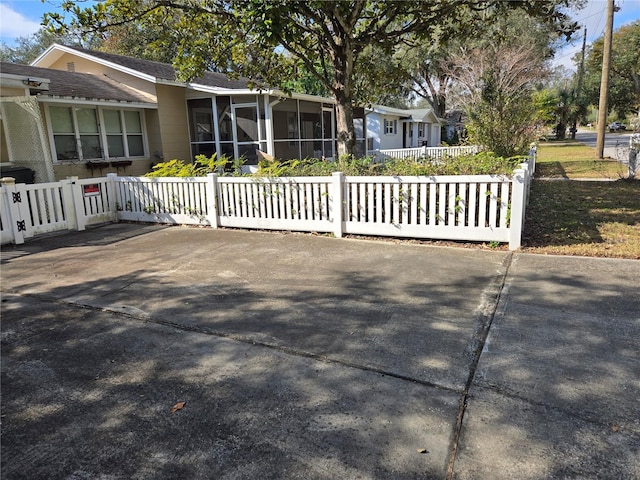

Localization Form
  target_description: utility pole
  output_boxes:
[572,26,587,140]
[596,0,615,158]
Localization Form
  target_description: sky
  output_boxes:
[1,0,639,70]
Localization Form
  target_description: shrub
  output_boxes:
[146,152,524,178]
[146,153,242,177]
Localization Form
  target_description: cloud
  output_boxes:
[0,4,42,40]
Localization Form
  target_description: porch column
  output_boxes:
[412,123,419,148]
[264,96,274,156]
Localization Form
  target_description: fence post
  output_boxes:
[1,177,25,244]
[331,171,344,238]
[508,167,526,251]
[106,173,118,221]
[206,173,219,228]
[67,177,87,231]
[60,177,79,231]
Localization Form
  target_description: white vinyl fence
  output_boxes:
[1,155,534,249]
[374,145,480,162]
[0,176,114,245]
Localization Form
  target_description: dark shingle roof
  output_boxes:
[63,46,252,90]
[1,62,153,104]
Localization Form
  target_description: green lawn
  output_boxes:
[535,140,626,179]
[522,142,640,259]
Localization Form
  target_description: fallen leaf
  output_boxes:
[612,425,619,432]
[417,448,428,454]
[171,401,186,413]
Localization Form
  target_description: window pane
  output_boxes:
[50,107,73,133]
[219,142,234,158]
[235,106,258,142]
[272,99,298,140]
[237,143,259,165]
[80,135,101,158]
[127,135,144,156]
[103,110,122,134]
[217,97,232,142]
[77,108,98,134]
[191,143,216,159]
[299,101,322,139]
[54,135,77,160]
[107,135,125,157]
[354,118,364,139]
[323,110,333,139]
[323,140,334,159]
[300,140,322,159]
[124,111,142,133]
[274,141,299,160]
[188,99,213,142]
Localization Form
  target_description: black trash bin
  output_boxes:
[0,166,36,184]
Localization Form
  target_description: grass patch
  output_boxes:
[522,179,640,259]
[525,140,639,258]
[535,141,625,179]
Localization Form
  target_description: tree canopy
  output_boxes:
[45,0,582,155]
[582,20,640,118]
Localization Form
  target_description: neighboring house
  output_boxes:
[366,105,441,151]
[1,44,440,182]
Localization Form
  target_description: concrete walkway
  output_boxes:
[1,224,638,479]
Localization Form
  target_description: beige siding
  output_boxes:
[156,84,190,162]
[0,87,28,97]
[46,54,156,101]
[145,109,163,164]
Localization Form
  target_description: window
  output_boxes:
[384,118,397,135]
[48,105,146,161]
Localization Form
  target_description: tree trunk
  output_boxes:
[335,93,355,157]
[333,41,356,157]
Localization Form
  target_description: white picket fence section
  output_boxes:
[374,145,480,162]
[0,176,114,244]
[1,154,534,249]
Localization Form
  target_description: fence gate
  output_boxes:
[0,177,115,245]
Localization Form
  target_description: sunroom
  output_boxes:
[186,90,367,168]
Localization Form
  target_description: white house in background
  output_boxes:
[366,105,441,152]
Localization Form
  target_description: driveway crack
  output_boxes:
[445,252,513,480]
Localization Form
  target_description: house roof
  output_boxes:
[369,105,441,123]
[1,62,154,105]
[33,44,254,91]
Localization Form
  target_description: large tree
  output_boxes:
[46,0,581,156]
[582,20,640,120]
[403,9,568,120]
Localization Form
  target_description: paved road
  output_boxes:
[1,224,639,479]
[574,129,633,161]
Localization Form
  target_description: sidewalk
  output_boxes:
[1,224,638,479]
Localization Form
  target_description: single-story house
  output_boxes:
[366,105,440,151]
[1,44,440,181]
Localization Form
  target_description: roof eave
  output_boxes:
[32,43,158,84]
[37,95,157,109]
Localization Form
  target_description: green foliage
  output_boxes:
[145,152,522,179]
[145,154,242,177]
[582,20,640,118]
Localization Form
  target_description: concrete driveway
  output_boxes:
[1,224,638,479]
